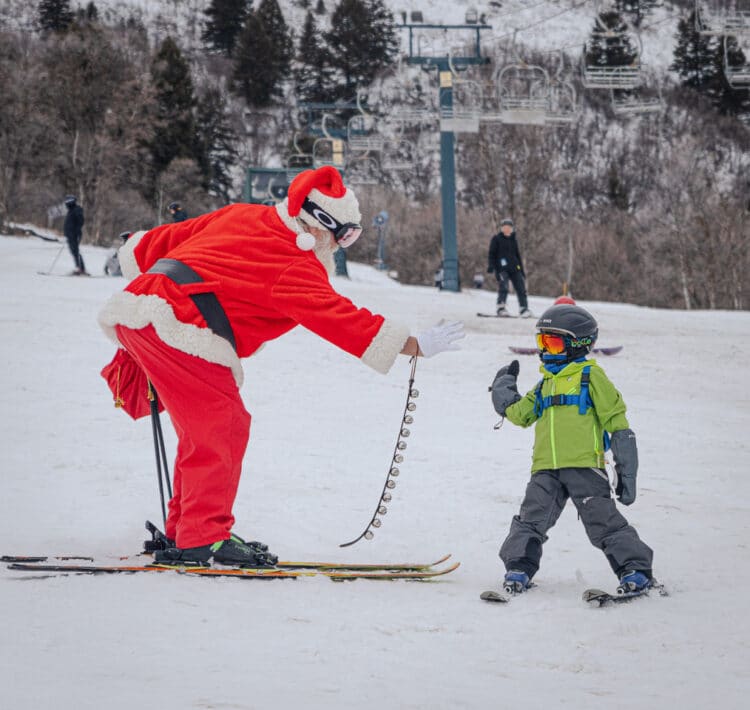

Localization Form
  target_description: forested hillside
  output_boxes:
[1,0,748,308]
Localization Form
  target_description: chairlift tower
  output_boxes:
[400,18,491,292]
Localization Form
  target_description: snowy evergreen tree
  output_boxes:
[294,11,334,103]
[671,12,750,117]
[315,0,326,15]
[585,10,639,68]
[232,0,292,107]
[194,87,238,202]
[37,0,74,33]
[202,0,252,57]
[149,37,198,176]
[325,0,398,101]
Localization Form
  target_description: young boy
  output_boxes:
[490,302,654,595]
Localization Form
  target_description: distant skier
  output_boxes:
[103,232,131,276]
[167,201,188,222]
[99,166,465,568]
[63,195,88,276]
[487,218,530,317]
[489,303,655,596]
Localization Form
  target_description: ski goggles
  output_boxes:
[302,197,363,248]
[536,332,567,354]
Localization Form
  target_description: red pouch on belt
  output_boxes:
[100,348,163,420]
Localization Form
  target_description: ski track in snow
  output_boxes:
[1,234,749,709]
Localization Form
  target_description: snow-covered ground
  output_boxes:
[1,233,749,710]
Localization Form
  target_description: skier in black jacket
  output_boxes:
[168,201,188,223]
[487,219,530,317]
[63,195,88,276]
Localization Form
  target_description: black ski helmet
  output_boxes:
[64,195,77,206]
[536,304,598,359]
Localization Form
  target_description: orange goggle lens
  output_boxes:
[536,333,567,354]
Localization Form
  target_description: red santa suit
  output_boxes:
[99,168,410,548]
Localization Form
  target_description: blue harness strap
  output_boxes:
[533,365,611,451]
[534,365,593,417]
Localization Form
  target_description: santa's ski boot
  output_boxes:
[616,570,651,594]
[503,569,531,594]
[153,538,277,568]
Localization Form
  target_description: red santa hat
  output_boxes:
[284,166,361,250]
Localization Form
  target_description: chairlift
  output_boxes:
[693,1,744,36]
[723,35,750,87]
[610,87,663,117]
[283,132,313,178]
[347,91,385,153]
[723,8,750,36]
[545,52,580,125]
[313,116,346,169]
[438,51,484,131]
[582,8,643,90]
[490,32,550,125]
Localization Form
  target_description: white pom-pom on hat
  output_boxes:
[296,232,316,251]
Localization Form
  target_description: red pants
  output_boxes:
[116,325,251,548]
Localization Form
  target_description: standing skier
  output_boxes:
[487,218,530,317]
[63,195,88,276]
[99,166,465,568]
[489,303,654,595]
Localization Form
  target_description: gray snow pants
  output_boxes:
[499,467,653,580]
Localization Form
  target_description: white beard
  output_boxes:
[313,237,337,278]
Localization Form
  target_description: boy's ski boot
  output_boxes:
[519,308,533,319]
[616,570,651,595]
[503,569,531,595]
[496,303,510,317]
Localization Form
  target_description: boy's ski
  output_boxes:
[583,583,668,606]
[0,553,452,572]
[5,561,460,581]
[477,312,516,319]
[508,345,623,356]
[480,590,510,603]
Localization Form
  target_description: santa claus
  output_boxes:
[98,166,464,567]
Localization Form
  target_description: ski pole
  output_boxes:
[40,244,66,275]
[148,384,172,528]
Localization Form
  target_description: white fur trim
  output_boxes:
[296,232,316,251]
[307,186,361,227]
[98,291,244,387]
[275,201,301,234]
[118,230,148,281]
[360,318,411,375]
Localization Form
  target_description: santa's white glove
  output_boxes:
[416,320,465,358]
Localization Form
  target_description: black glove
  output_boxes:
[489,360,521,416]
[611,428,638,505]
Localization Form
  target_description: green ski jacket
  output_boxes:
[504,359,630,472]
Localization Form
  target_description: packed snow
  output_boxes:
[1,233,749,709]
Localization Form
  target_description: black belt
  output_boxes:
[147,258,237,353]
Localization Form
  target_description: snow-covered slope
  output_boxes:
[1,233,749,709]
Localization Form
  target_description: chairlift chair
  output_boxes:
[545,51,580,125]
[312,137,346,169]
[347,114,385,152]
[723,35,750,87]
[494,63,550,125]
